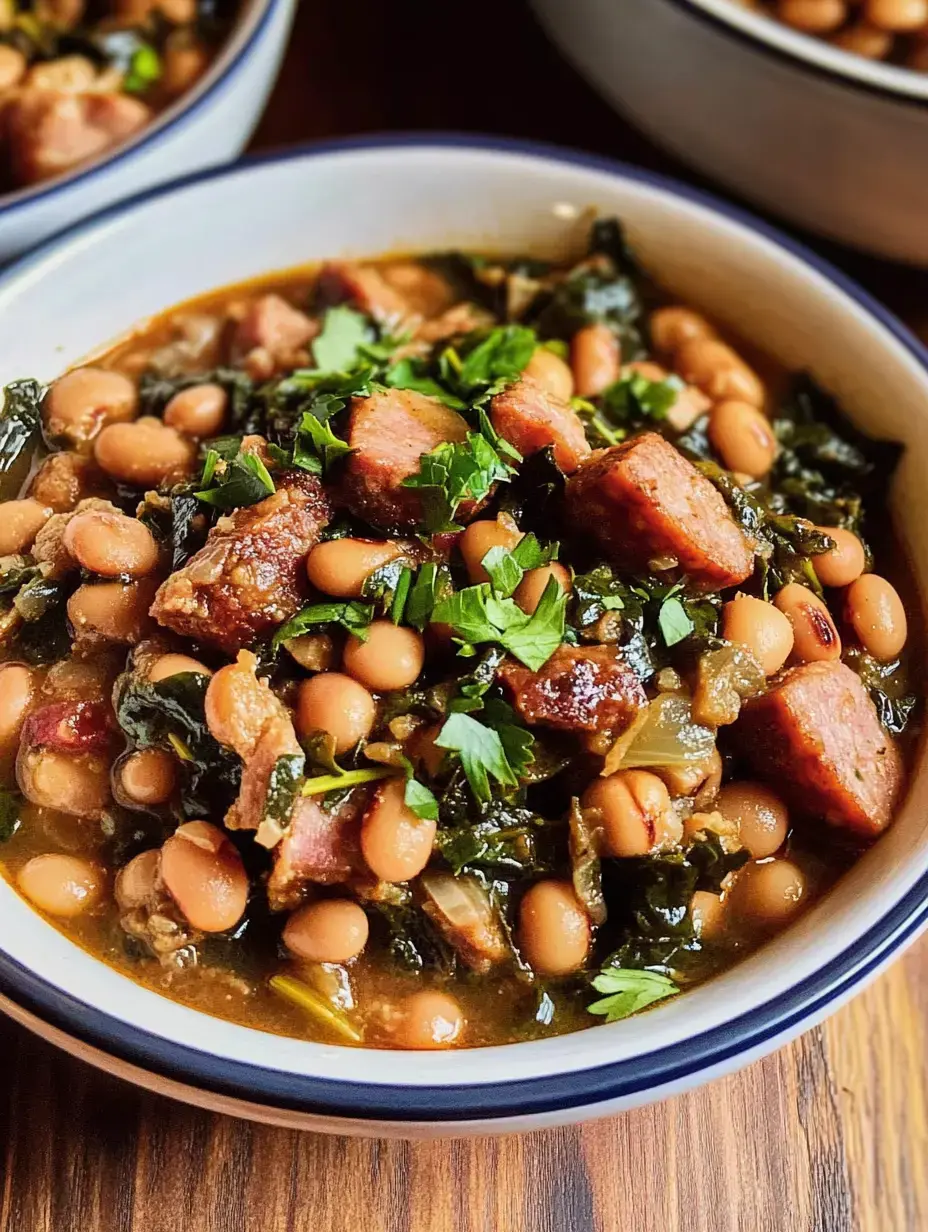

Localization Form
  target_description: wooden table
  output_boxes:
[4,3,928,1229]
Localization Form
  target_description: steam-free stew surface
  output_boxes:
[0,220,918,1049]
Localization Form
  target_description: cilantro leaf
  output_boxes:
[122,42,161,93]
[385,358,466,410]
[432,575,568,672]
[404,777,439,821]
[587,968,679,1022]
[312,306,371,372]
[601,370,683,425]
[434,712,519,803]
[456,325,537,394]
[403,413,519,533]
[657,595,695,647]
[483,697,535,780]
[195,448,275,510]
[291,411,354,475]
[272,600,373,650]
[481,532,558,599]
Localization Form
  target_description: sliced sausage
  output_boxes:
[499,646,647,736]
[150,471,331,655]
[565,433,754,589]
[490,374,591,474]
[267,788,368,910]
[735,660,903,837]
[341,389,471,530]
[232,294,317,368]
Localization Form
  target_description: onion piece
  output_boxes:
[419,871,509,973]
[603,693,716,777]
[569,797,606,926]
[269,974,362,1043]
[692,645,765,728]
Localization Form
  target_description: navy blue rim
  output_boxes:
[2,134,928,1122]
[0,0,282,220]
[664,0,928,109]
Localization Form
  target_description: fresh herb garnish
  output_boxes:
[122,42,161,93]
[431,574,568,672]
[657,592,695,648]
[385,357,466,409]
[587,968,679,1022]
[0,789,22,842]
[480,532,558,599]
[272,600,374,650]
[434,712,520,803]
[403,410,520,533]
[290,411,354,475]
[312,306,371,372]
[195,445,275,510]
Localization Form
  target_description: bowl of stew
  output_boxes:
[0,0,294,260]
[0,137,926,1136]
[530,0,928,264]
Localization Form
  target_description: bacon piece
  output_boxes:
[565,433,754,589]
[232,294,317,369]
[267,789,368,910]
[735,660,904,837]
[19,700,113,756]
[499,646,647,736]
[150,471,331,655]
[490,375,591,474]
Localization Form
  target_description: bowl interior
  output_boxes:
[1,142,927,1092]
[686,0,928,99]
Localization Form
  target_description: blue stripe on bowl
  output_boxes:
[0,0,284,221]
[1,134,927,1122]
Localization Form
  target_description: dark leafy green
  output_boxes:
[0,790,22,842]
[271,600,373,650]
[0,379,42,500]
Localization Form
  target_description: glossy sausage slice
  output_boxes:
[490,374,592,474]
[565,432,754,589]
[735,660,903,837]
[499,646,647,736]
[151,470,331,655]
[341,389,471,530]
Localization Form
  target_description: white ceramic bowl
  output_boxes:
[0,0,294,261]
[530,0,928,265]
[1,138,927,1137]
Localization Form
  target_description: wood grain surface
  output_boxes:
[4,2,928,1229]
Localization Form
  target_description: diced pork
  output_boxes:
[735,660,904,836]
[16,700,114,817]
[204,650,303,845]
[267,788,368,910]
[315,260,455,329]
[341,389,471,530]
[28,451,108,513]
[499,646,647,736]
[150,471,331,655]
[7,90,150,185]
[490,375,591,474]
[565,433,754,589]
[232,294,317,370]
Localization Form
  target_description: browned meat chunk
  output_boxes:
[267,789,368,910]
[315,260,455,328]
[28,452,108,513]
[16,700,114,818]
[491,375,592,474]
[419,871,509,973]
[150,471,331,655]
[735,661,903,836]
[205,650,303,847]
[565,433,754,589]
[342,389,470,530]
[499,646,647,736]
[7,91,150,185]
[232,294,317,369]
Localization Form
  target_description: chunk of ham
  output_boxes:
[341,389,472,530]
[565,432,754,590]
[204,650,303,847]
[735,660,904,837]
[150,471,331,655]
[7,90,150,185]
[490,375,591,474]
[231,294,317,370]
[315,260,455,330]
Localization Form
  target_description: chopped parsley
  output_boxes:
[431,574,567,672]
[587,968,680,1022]
[195,444,275,510]
[311,306,372,372]
[271,600,374,650]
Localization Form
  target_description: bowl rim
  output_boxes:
[670,0,928,105]
[2,132,928,1123]
[0,0,283,220]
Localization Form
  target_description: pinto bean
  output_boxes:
[160,821,248,933]
[17,853,103,918]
